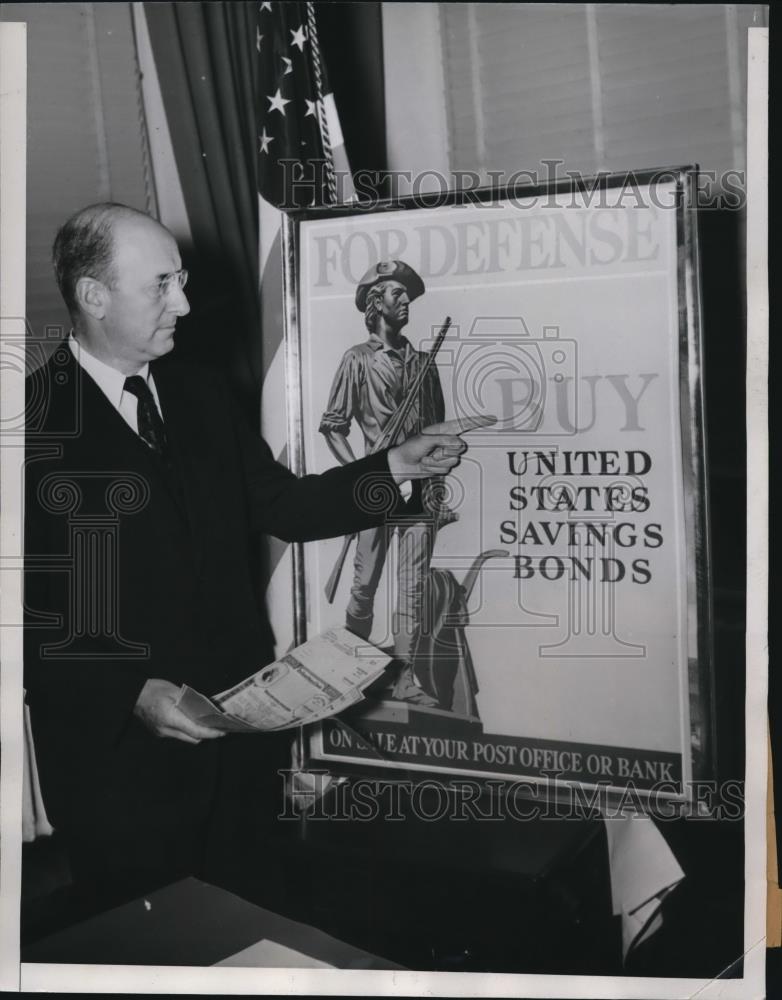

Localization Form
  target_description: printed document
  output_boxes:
[175,628,390,732]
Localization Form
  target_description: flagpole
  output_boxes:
[294,5,341,824]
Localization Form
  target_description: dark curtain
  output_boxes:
[317,3,387,191]
[144,2,260,415]
[143,2,386,416]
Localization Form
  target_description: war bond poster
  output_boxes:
[286,170,711,803]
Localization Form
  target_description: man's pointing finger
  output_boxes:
[422,414,498,436]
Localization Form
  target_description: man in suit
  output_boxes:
[24,203,473,917]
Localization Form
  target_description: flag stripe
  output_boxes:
[265,547,294,659]
[266,515,289,579]
[322,93,344,148]
[260,343,288,461]
[259,200,284,386]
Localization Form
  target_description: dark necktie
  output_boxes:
[123,375,168,457]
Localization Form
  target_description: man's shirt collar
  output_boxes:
[68,335,151,409]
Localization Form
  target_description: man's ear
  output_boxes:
[75,277,108,321]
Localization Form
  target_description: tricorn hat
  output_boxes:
[355,259,425,312]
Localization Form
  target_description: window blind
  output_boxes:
[0,2,155,348]
[439,2,765,184]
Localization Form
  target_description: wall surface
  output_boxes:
[0,2,155,349]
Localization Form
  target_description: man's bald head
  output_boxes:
[53,203,161,322]
[52,204,189,373]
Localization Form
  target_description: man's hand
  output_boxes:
[387,414,497,483]
[133,678,226,744]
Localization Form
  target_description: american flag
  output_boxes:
[257,1,353,656]
[257,0,353,209]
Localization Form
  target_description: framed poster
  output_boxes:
[282,167,713,805]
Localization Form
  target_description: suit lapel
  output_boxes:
[52,351,195,547]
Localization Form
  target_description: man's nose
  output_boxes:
[169,285,190,317]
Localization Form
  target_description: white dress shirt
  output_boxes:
[68,336,164,436]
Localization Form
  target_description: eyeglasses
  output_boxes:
[154,269,189,299]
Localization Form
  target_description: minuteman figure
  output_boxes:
[320,260,455,707]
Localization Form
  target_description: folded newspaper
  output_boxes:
[174,627,390,732]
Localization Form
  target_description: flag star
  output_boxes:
[290,25,307,51]
[267,88,291,115]
[256,28,263,51]
[260,2,272,11]
[304,99,317,117]
[258,128,274,154]
[281,56,293,75]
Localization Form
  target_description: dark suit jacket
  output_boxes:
[24,347,397,868]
